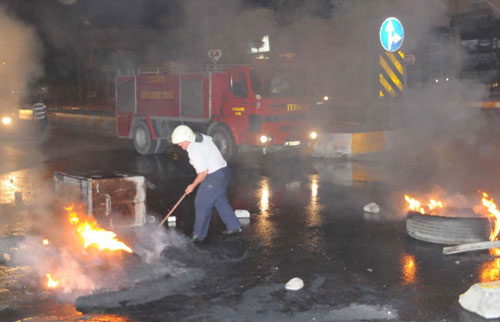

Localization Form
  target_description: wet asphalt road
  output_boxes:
[2,124,500,321]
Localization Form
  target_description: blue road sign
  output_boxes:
[379,17,404,52]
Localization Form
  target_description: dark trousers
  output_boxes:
[193,167,240,238]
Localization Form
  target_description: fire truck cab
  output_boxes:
[115,64,318,160]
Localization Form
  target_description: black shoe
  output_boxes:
[222,227,242,235]
[192,235,206,242]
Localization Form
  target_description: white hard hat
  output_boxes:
[171,125,195,144]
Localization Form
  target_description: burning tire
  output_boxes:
[406,211,490,245]
[133,121,157,155]
[208,123,237,161]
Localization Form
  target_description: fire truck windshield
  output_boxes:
[250,68,304,98]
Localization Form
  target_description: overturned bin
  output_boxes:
[53,172,146,229]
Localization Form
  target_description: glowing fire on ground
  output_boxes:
[44,205,133,291]
[46,273,60,288]
[404,194,444,215]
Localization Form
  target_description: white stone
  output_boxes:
[363,202,380,213]
[235,209,250,218]
[459,281,500,319]
[238,218,250,227]
[285,277,304,291]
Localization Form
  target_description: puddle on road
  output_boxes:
[313,160,386,186]
[400,254,417,285]
[0,166,55,205]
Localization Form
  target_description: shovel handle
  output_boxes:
[154,192,188,232]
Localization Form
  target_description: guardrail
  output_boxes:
[47,108,116,136]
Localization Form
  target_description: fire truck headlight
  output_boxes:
[309,131,318,140]
[259,135,270,144]
[1,116,12,125]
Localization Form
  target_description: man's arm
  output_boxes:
[185,169,208,194]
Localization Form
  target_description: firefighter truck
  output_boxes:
[115,64,318,160]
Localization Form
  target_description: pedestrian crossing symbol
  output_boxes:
[379,17,404,52]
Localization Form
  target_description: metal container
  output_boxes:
[53,172,146,228]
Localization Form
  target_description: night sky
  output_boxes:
[4,0,334,71]
[0,0,452,109]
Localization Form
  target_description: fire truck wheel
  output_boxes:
[133,121,157,155]
[208,124,237,161]
[154,139,169,154]
[406,211,489,245]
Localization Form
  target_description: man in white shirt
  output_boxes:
[171,125,242,242]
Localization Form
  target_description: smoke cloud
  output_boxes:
[0,5,42,112]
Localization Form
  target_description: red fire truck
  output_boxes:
[115,64,318,159]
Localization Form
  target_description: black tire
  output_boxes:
[133,121,157,155]
[207,124,237,161]
[406,211,490,245]
[154,138,169,154]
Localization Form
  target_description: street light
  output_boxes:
[2,116,12,125]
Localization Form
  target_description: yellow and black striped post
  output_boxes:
[379,50,405,98]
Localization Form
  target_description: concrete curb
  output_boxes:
[48,112,116,135]
[312,130,408,158]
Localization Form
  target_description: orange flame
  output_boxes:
[46,273,60,288]
[428,199,444,211]
[405,194,444,215]
[480,193,500,241]
[480,258,500,282]
[65,205,132,253]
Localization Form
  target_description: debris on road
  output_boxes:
[238,217,250,227]
[155,192,187,232]
[145,180,157,190]
[443,240,500,255]
[75,268,206,312]
[285,277,304,291]
[168,216,176,227]
[459,281,500,319]
[363,202,380,213]
[235,209,251,218]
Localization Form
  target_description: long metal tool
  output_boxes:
[443,240,500,255]
[154,192,188,233]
